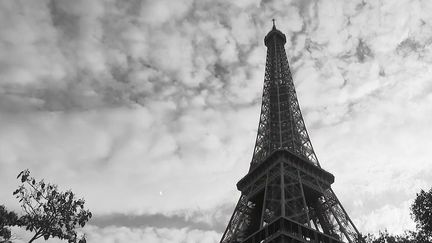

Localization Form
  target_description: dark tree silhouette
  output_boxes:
[411,187,432,240]
[0,205,19,243]
[13,170,91,243]
[365,230,431,243]
[363,230,418,243]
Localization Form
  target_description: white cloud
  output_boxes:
[140,0,193,26]
[356,200,416,235]
[83,225,219,243]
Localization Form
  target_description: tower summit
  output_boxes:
[220,24,363,243]
[252,20,319,168]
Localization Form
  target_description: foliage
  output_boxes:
[362,230,432,243]
[13,169,91,243]
[411,188,432,239]
[363,230,415,243]
[0,205,19,243]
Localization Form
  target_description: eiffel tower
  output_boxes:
[220,21,363,243]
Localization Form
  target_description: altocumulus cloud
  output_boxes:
[1,0,432,242]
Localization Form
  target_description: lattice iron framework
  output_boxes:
[250,24,318,169]
[220,23,364,243]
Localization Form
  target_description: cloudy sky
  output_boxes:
[1,0,432,242]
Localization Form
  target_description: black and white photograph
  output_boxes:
[1,0,432,242]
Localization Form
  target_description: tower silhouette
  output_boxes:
[220,23,363,243]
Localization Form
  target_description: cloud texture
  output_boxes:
[2,0,432,241]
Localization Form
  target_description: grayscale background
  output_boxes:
[1,0,431,242]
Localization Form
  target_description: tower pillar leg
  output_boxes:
[297,170,311,228]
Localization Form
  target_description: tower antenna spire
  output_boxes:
[272,18,276,29]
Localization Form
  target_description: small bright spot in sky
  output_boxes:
[159,191,163,196]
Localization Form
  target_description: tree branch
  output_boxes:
[28,230,42,243]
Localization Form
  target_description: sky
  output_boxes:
[1,0,432,242]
